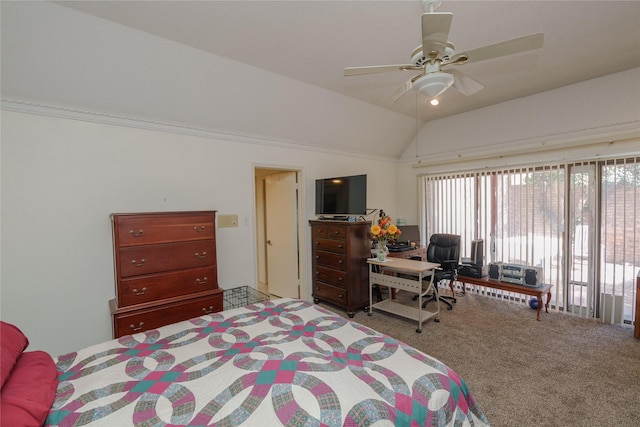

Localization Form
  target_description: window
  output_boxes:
[420,157,640,324]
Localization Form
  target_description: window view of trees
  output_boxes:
[421,157,639,324]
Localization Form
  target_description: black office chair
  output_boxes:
[413,234,461,310]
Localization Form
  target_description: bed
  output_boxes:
[3,298,489,426]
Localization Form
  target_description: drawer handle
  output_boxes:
[338,260,343,264]
[194,226,206,232]
[338,294,344,299]
[196,277,208,285]
[338,277,343,281]
[195,252,207,259]
[131,259,145,267]
[315,255,319,259]
[129,322,144,332]
[132,287,147,296]
[202,305,214,314]
[334,231,340,235]
[129,229,144,237]
[338,244,343,248]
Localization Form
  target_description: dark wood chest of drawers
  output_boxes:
[109,211,223,338]
[309,220,371,317]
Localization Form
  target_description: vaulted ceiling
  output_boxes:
[54,0,640,121]
[3,1,640,159]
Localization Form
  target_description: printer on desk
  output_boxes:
[387,243,414,252]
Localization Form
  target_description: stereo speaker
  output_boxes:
[524,267,542,286]
[488,263,502,280]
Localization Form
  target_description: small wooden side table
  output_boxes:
[456,275,552,321]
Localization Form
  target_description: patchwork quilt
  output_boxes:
[45,298,489,426]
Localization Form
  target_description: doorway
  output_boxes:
[254,167,305,299]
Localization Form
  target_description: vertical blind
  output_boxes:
[420,157,639,324]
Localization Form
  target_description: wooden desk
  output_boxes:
[367,257,440,333]
[456,275,552,321]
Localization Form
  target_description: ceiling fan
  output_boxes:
[344,0,544,103]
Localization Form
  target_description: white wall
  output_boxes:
[396,68,640,225]
[0,0,416,159]
[0,110,398,356]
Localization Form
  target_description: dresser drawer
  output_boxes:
[314,238,346,254]
[314,265,347,288]
[118,266,217,307]
[312,282,348,306]
[112,292,223,338]
[114,212,215,246]
[312,225,346,239]
[119,240,216,278]
[314,251,347,271]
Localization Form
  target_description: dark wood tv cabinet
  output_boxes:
[309,220,371,318]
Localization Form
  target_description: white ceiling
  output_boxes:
[54,0,640,123]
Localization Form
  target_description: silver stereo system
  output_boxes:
[500,263,527,285]
[488,262,542,287]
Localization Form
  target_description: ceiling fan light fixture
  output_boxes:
[430,99,439,106]
[412,72,454,99]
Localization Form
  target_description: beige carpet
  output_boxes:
[320,289,640,426]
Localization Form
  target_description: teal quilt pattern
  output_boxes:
[45,298,489,426]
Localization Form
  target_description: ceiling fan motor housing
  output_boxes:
[412,71,454,98]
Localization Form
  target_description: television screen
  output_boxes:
[315,174,367,216]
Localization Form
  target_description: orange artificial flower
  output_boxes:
[371,213,402,243]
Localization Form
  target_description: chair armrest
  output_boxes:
[441,260,459,271]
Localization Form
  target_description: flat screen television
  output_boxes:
[315,174,367,216]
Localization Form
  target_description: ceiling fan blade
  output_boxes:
[449,69,484,96]
[384,78,415,103]
[344,64,420,77]
[450,33,544,65]
[421,12,453,59]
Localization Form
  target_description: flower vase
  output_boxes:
[376,240,389,261]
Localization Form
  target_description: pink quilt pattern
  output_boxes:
[45,298,488,426]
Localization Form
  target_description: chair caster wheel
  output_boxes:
[367,312,372,316]
[446,306,453,310]
[416,328,422,333]
[434,318,440,323]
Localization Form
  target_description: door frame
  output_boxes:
[253,164,307,301]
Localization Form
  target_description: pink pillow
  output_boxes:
[0,350,58,427]
[0,321,29,389]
